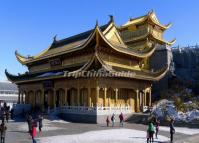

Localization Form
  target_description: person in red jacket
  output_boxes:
[31,120,37,143]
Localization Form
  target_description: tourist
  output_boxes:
[27,115,32,134]
[0,122,7,143]
[38,115,43,135]
[5,111,9,123]
[1,112,6,124]
[106,116,110,127]
[111,113,115,127]
[146,129,150,143]
[170,119,175,143]
[10,108,14,120]
[147,121,155,143]
[31,120,37,143]
[155,119,160,139]
[119,112,124,127]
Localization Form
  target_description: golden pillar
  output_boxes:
[25,93,28,104]
[41,90,44,111]
[21,93,23,104]
[115,88,118,107]
[129,90,133,111]
[136,90,140,112]
[96,86,100,106]
[32,91,35,108]
[18,92,20,104]
[53,89,56,109]
[142,91,144,107]
[88,88,91,107]
[144,90,147,106]
[61,90,63,106]
[149,90,152,106]
[71,90,74,106]
[77,88,80,106]
[65,88,68,106]
[104,87,107,107]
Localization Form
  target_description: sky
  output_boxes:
[0,0,199,81]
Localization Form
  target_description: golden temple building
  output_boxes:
[5,11,175,122]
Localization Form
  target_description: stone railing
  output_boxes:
[13,104,31,115]
[96,106,132,115]
[49,106,132,116]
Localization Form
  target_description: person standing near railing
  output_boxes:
[38,115,43,136]
[119,112,124,127]
[31,120,37,143]
[106,116,110,127]
[170,119,175,143]
[111,113,115,127]
[0,122,7,143]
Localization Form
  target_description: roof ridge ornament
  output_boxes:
[148,9,154,15]
[53,34,58,43]
[109,15,114,22]
[95,20,99,27]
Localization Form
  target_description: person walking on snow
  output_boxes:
[106,116,110,127]
[155,119,160,139]
[111,113,115,127]
[1,112,6,124]
[31,120,37,143]
[27,115,32,134]
[147,121,155,143]
[0,122,7,143]
[170,119,175,143]
[119,112,124,127]
[5,111,9,123]
[38,115,43,135]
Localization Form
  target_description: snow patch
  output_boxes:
[153,100,199,122]
[47,115,70,124]
[17,121,63,132]
[39,129,169,143]
[159,126,199,135]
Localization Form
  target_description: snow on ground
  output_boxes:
[17,115,69,132]
[45,119,70,124]
[47,115,70,124]
[159,126,199,135]
[39,129,169,143]
[17,120,64,132]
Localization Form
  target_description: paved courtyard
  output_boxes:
[5,117,199,143]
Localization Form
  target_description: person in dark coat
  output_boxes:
[0,122,7,143]
[106,116,110,127]
[170,119,175,143]
[1,112,6,124]
[38,115,43,135]
[27,115,32,134]
[155,119,160,139]
[5,112,9,123]
[111,113,115,127]
[119,112,124,127]
[10,108,14,120]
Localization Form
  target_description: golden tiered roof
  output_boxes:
[118,10,175,47]
[15,13,167,65]
[6,11,174,83]
[121,10,172,31]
